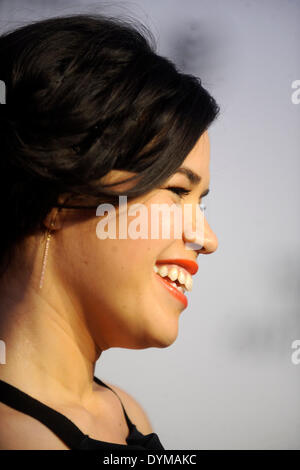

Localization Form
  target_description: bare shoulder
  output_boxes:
[0,402,68,450]
[0,381,155,449]
[104,381,154,435]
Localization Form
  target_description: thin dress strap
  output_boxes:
[0,379,88,449]
[93,376,134,431]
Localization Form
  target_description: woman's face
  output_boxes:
[51,130,218,351]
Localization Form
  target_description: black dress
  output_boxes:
[0,375,165,450]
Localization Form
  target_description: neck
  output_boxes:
[0,265,102,407]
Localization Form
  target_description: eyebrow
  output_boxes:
[174,166,210,198]
[175,167,201,185]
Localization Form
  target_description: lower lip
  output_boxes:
[154,273,188,308]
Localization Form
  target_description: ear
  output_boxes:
[43,207,63,231]
[42,194,70,231]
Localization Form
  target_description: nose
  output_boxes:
[199,218,218,254]
[183,214,218,255]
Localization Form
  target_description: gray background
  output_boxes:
[0,0,299,450]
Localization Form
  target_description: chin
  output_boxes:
[143,321,180,349]
[116,323,180,350]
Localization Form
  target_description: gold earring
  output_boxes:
[39,221,54,289]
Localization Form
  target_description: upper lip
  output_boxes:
[155,259,198,276]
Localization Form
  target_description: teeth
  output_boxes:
[169,267,178,281]
[178,270,186,285]
[170,281,186,294]
[153,263,193,292]
[158,265,168,277]
[185,275,193,291]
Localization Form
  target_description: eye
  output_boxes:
[164,186,207,212]
[164,186,191,197]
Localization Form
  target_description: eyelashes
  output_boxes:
[164,186,206,211]
[165,186,190,197]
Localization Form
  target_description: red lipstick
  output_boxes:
[155,259,198,275]
[154,272,188,308]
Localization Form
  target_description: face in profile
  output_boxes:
[46,130,218,352]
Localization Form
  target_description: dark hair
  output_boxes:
[0,13,220,275]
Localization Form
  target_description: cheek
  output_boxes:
[78,237,147,289]
[93,194,178,268]
[77,237,157,328]
[64,193,179,294]
[90,237,155,283]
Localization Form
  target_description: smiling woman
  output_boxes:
[0,13,220,450]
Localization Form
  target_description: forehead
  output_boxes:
[100,131,210,194]
[177,130,210,180]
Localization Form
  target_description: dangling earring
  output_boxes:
[39,221,54,289]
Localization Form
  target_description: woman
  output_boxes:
[0,14,219,450]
